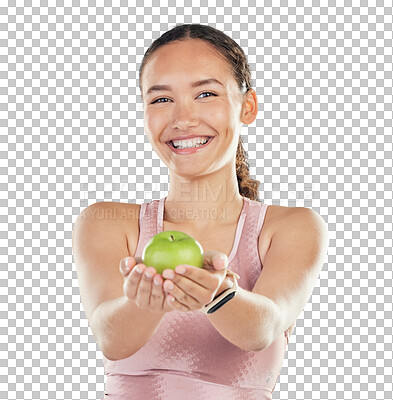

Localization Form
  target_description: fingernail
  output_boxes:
[217,255,228,268]
[163,270,175,279]
[176,266,186,274]
[154,277,161,286]
[145,271,152,278]
[166,281,174,290]
[135,265,143,274]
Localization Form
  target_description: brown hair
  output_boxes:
[139,23,261,202]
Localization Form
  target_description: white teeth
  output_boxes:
[172,136,210,149]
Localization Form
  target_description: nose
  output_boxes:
[171,100,199,130]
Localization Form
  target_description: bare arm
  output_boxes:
[206,208,329,351]
[72,202,172,361]
[90,287,165,361]
[163,208,328,352]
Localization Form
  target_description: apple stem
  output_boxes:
[170,235,174,241]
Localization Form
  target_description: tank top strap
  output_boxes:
[134,199,161,258]
[228,197,249,264]
[231,199,269,284]
[157,196,166,233]
[256,201,269,235]
[236,197,268,244]
[138,202,148,230]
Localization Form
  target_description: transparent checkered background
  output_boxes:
[1,1,392,399]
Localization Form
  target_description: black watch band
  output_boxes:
[201,270,240,314]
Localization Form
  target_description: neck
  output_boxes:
[165,164,244,228]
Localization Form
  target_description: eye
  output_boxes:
[197,92,217,99]
[151,97,171,104]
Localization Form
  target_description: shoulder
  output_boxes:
[76,201,140,220]
[74,201,141,237]
[265,205,329,268]
[264,204,327,233]
[259,205,328,264]
[73,201,142,260]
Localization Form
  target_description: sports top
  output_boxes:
[102,196,289,400]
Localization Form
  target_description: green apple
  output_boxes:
[142,230,204,274]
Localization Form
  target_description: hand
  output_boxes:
[161,251,231,313]
[119,256,174,314]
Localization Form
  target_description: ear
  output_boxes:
[240,89,258,125]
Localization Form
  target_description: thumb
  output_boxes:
[119,256,137,276]
[203,250,228,271]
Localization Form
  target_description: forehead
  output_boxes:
[142,39,235,88]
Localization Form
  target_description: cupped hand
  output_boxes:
[119,256,174,314]
[161,250,231,313]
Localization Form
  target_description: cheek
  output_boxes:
[202,102,229,128]
[144,109,165,137]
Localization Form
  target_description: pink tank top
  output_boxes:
[102,196,289,400]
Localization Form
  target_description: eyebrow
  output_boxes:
[146,78,224,96]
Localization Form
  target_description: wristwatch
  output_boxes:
[201,270,240,315]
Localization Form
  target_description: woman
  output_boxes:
[72,24,329,400]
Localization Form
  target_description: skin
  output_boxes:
[120,252,230,313]
[119,39,259,313]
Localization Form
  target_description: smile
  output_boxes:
[167,136,214,155]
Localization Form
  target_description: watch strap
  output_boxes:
[201,270,240,315]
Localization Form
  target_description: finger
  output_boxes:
[162,293,176,312]
[123,263,146,299]
[203,250,229,271]
[119,256,137,277]
[165,271,215,305]
[163,279,201,310]
[136,266,157,308]
[166,293,191,312]
[150,273,166,309]
[164,266,213,290]
[168,264,222,292]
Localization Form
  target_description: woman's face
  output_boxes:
[141,39,247,178]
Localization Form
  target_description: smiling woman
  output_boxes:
[72,23,329,400]
[139,27,260,198]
